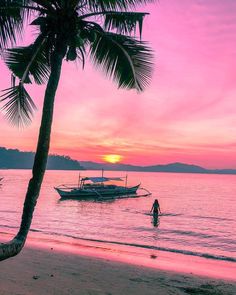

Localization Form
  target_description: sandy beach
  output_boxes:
[1,233,236,295]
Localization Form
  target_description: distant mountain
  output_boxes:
[1,147,236,174]
[142,162,207,173]
[80,161,207,172]
[80,161,236,175]
[79,161,141,171]
[0,147,84,170]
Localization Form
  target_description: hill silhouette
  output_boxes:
[80,161,236,175]
[0,147,84,170]
[1,147,236,174]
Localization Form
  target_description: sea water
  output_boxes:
[0,170,235,262]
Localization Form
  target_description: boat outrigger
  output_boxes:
[54,174,150,199]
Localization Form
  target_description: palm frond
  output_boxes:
[49,0,77,10]
[0,0,23,49]
[32,0,55,12]
[5,35,50,84]
[90,31,153,91]
[104,12,148,37]
[77,46,85,69]
[0,0,40,49]
[0,84,36,126]
[87,0,155,12]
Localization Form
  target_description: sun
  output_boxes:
[103,154,123,164]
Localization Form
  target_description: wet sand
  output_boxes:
[0,233,236,295]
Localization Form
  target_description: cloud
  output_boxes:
[0,0,236,168]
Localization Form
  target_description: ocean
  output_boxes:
[0,170,235,263]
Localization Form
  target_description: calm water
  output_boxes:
[0,170,236,262]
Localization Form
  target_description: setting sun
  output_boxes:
[103,154,123,164]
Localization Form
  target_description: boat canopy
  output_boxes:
[82,177,124,183]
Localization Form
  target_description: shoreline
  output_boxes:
[1,234,236,295]
[1,231,236,281]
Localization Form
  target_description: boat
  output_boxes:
[54,175,142,199]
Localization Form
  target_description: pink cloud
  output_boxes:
[0,1,236,168]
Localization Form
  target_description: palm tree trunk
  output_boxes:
[0,48,64,261]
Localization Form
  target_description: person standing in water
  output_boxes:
[150,199,161,215]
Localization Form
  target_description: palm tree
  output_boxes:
[0,0,154,261]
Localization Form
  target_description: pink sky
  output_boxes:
[0,0,236,168]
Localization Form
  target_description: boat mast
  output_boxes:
[78,173,81,188]
[101,169,104,185]
[125,174,128,188]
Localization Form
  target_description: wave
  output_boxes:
[0,224,18,230]
[73,237,236,262]
[144,211,234,222]
[1,225,235,263]
[131,227,236,245]
[0,210,18,214]
[189,215,234,222]
[160,229,217,239]
[26,228,236,263]
[69,236,236,262]
[144,212,182,217]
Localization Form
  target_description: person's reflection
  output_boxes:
[152,212,160,227]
